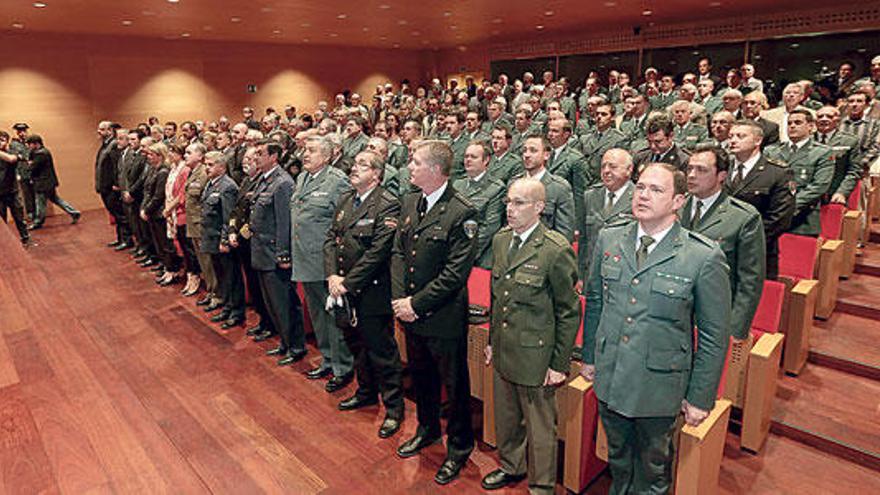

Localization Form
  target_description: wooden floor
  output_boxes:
[2,210,880,494]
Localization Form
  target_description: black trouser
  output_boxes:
[405,331,474,462]
[341,313,404,419]
[236,240,271,330]
[258,267,305,353]
[34,188,79,224]
[0,191,29,241]
[100,190,130,243]
[148,217,180,271]
[126,198,150,251]
[19,179,35,221]
[211,252,245,319]
[175,225,201,274]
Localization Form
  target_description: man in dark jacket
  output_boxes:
[26,135,80,228]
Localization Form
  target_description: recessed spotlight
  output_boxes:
[362,26,370,32]
[790,43,799,49]
[11,22,24,29]
[393,43,400,48]
[202,25,213,31]
[708,1,722,6]
[411,30,421,36]
[642,9,653,16]
[337,13,347,20]
[180,32,190,38]
[260,6,273,13]
[300,22,311,28]
[491,18,503,24]
[230,16,241,23]
[603,1,617,6]
[858,47,867,53]
[535,25,545,30]
[303,38,310,42]
[273,29,282,35]
[450,25,458,30]
[544,10,555,16]
[167,0,179,3]
[33,2,47,8]
[121,20,133,26]
[379,35,388,40]
[328,32,338,37]
[443,11,452,17]
[692,50,700,55]
[378,4,391,9]
[397,19,408,25]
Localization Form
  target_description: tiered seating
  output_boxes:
[840,182,863,278]
[777,233,821,375]
[816,206,845,319]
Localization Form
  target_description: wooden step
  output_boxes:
[836,272,880,320]
[810,312,880,381]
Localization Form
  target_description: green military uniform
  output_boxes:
[673,122,709,152]
[681,192,766,339]
[488,151,524,185]
[619,115,648,149]
[511,124,543,156]
[765,139,834,236]
[447,132,469,181]
[577,182,634,280]
[489,222,580,494]
[453,174,506,269]
[481,116,514,136]
[649,92,676,111]
[816,130,861,201]
[575,117,595,138]
[578,127,628,186]
[342,132,369,160]
[560,95,578,123]
[582,221,731,495]
[548,142,589,235]
[388,142,408,170]
[513,170,575,241]
[700,95,723,117]
[381,164,400,197]
[464,129,490,143]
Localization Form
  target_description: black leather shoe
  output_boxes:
[480,469,527,490]
[204,301,222,312]
[434,458,465,485]
[278,350,307,366]
[396,433,440,458]
[338,395,378,411]
[196,294,212,306]
[325,373,353,393]
[306,367,332,380]
[210,312,230,323]
[378,417,402,439]
[106,240,120,247]
[114,242,131,251]
[266,346,287,356]
[150,264,165,272]
[139,258,156,267]
[70,212,81,224]
[252,330,275,342]
[246,325,263,336]
[220,318,244,329]
[28,222,43,230]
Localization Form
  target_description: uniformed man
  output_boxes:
[291,135,355,392]
[579,103,628,185]
[228,123,249,185]
[684,144,766,341]
[0,131,29,244]
[619,95,650,150]
[250,140,307,364]
[324,150,404,439]
[815,106,861,204]
[741,92,780,148]
[726,121,795,279]
[511,106,540,156]
[453,141,506,269]
[121,131,150,258]
[760,83,809,143]
[10,123,35,225]
[765,109,833,237]
[633,115,691,175]
[670,100,708,151]
[482,99,513,135]
[365,136,400,196]
[650,75,678,111]
[488,124,524,184]
[577,148,635,282]
[464,111,489,142]
[547,119,588,233]
[95,120,129,247]
[697,79,723,116]
[391,140,477,485]
[443,112,469,181]
[481,177,580,493]
[581,162,731,495]
[26,135,80,229]
[705,110,736,151]
[342,115,369,160]
[516,135,575,241]
[201,151,245,327]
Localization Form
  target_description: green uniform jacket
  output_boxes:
[700,95,723,117]
[765,139,834,236]
[512,170,576,241]
[381,164,400,197]
[681,193,766,340]
[619,115,648,148]
[490,223,580,386]
[577,182,634,280]
[342,132,368,160]
[488,151,523,184]
[388,143,408,170]
[453,174,506,269]
[548,143,588,233]
[673,123,709,151]
[447,133,469,181]
[817,131,861,200]
[582,221,731,416]
[578,127,628,186]
[511,124,543,155]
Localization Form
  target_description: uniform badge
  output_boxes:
[463,220,478,239]
[356,218,374,226]
[337,211,345,222]
[788,180,797,195]
[384,217,398,228]
[404,216,411,225]
[613,255,620,263]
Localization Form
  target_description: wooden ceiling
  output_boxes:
[2,0,836,49]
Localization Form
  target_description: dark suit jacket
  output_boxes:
[28,146,59,193]
[632,143,691,175]
[754,117,780,148]
[391,184,477,338]
[249,167,295,271]
[94,138,118,193]
[200,175,239,254]
[122,151,148,201]
[324,187,400,317]
[141,165,168,219]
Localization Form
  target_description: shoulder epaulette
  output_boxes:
[543,228,570,247]
[765,157,788,168]
[686,229,716,248]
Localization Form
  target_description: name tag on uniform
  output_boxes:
[356,218,375,226]
[209,192,220,198]
[311,191,329,197]
[524,263,540,271]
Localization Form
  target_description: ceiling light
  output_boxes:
[393,43,400,49]
[11,22,24,29]
[411,30,421,36]
[337,14,347,19]
[642,9,653,16]
[121,20,133,26]
[491,18,503,24]
[33,2,47,8]
[180,32,190,38]
[544,10,555,16]
[603,1,617,6]
[167,0,179,3]
[273,29,282,34]
[397,19,408,25]
[260,7,273,12]
[300,22,311,27]
[378,4,391,9]
[362,27,370,32]
[790,43,799,48]
[328,32,338,37]
[535,25,545,30]
[303,38,310,42]
[230,16,241,23]
[379,35,388,40]
[443,11,452,17]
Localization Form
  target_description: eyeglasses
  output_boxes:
[503,198,536,207]
[634,183,669,195]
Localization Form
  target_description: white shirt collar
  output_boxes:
[691,188,722,219]
[470,170,488,183]
[792,137,810,150]
[423,180,448,213]
[636,222,674,255]
[606,181,631,205]
[736,151,762,178]
[263,165,280,180]
[529,168,547,181]
[358,186,376,203]
[512,221,540,247]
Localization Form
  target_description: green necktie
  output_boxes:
[509,235,522,261]
[604,190,614,215]
[637,235,655,269]
[691,200,704,228]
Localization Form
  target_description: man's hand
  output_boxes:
[392,297,417,322]
[112,185,121,191]
[484,345,492,365]
[278,262,291,270]
[228,233,239,248]
[831,193,847,204]
[122,192,132,204]
[327,274,348,298]
[140,210,148,221]
[218,243,230,253]
[681,400,710,427]
[544,368,567,386]
[580,363,596,382]
[575,280,584,294]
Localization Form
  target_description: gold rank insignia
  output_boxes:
[240,223,252,239]
[384,217,398,228]
[404,216,411,225]
[337,211,345,222]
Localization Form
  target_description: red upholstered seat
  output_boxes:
[467,268,492,308]
[778,233,821,282]
[750,280,786,338]
[847,180,862,210]
[297,282,313,335]
[820,204,845,240]
[576,295,586,348]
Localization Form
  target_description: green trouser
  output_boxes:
[493,371,557,495]
[598,401,677,495]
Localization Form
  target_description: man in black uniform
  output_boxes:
[10,123,35,224]
[95,120,130,247]
[391,140,478,485]
[632,114,691,175]
[325,150,405,439]
[0,131,30,244]
[26,135,80,228]
[725,121,795,279]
